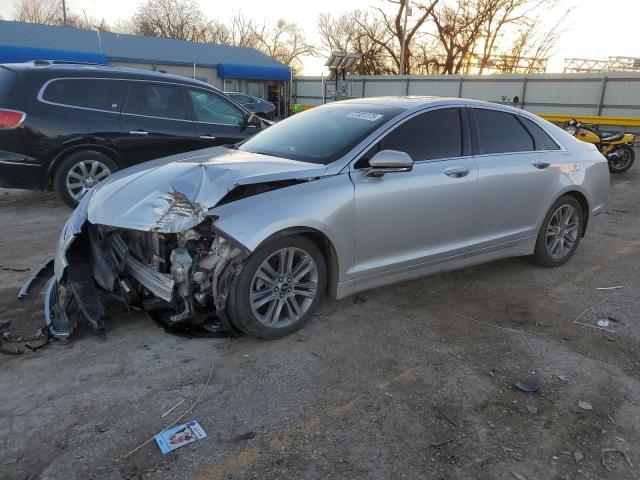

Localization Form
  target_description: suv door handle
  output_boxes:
[129,130,148,136]
[532,160,551,169]
[444,166,470,178]
[199,135,217,140]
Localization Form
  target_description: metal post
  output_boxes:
[362,78,366,98]
[405,77,410,95]
[193,63,196,80]
[399,0,410,75]
[597,75,608,116]
[521,76,528,109]
[62,0,68,27]
[321,73,325,104]
[457,77,463,97]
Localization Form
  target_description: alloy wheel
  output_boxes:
[546,204,580,259]
[66,160,112,201]
[250,247,319,328]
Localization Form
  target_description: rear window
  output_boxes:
[473,109,534,154]
[0,67,20,101]
[42,78,126,112]
[518,116,561,151]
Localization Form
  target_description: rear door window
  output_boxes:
[136,83,190,120]
[517,116,561,151]
[188,89,246,126]
[473,109,534,154]
[378,108,463,161]
[41,78,126,112]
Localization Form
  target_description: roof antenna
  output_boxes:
[96,29,105,64]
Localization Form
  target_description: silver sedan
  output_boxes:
[47,98,610,339]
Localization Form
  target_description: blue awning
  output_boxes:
[0,45,107,64]
[217,63,290,81]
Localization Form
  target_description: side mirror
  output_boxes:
[246,113,262,127]
[365,150,414,178]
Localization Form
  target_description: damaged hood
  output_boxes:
[87,147,327,233]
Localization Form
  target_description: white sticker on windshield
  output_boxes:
[346,111,383,122]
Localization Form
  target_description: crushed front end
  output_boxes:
[46,194,246,339]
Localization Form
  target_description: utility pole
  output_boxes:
[399,0,411,75]
[62,0,68,27]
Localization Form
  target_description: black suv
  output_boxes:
[0,61,265,207]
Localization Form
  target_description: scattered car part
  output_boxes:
[514,380,539,393]
[17,257,53,300]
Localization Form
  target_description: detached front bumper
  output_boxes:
[46,192,245,339]
[44,278,72,339]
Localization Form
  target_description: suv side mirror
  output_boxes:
[245,113,262,127]
[365,150,414,178]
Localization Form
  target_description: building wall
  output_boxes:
[293,73,640,130]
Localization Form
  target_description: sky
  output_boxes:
[0,0,638,74]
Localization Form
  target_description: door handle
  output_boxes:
[532,160,551,169]
[199,135,217,140]
[444,166,470,178]
[129,130,148,136]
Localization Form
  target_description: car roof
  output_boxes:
[1,61,215,90]
[337,96,521,111]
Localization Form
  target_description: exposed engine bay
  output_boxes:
[46,214,247,339]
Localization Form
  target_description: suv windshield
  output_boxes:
[238,103,404,164]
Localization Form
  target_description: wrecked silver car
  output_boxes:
[47,98,610,339]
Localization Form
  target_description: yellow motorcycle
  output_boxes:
[564,119,636,173]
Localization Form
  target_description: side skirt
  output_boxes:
[336,237,536,300]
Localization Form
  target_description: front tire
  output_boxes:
[53,150,118,208]
[531,195,584,267]
[608,145,635,173]
[226,235,326,339]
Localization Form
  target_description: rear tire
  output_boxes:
[531,195,584,267]
[226,235,326,340]
[53,150,118,208]
[608,145,635,173]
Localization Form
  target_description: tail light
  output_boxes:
[0,109,26,129]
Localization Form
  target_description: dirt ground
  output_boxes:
[1,160,639,480]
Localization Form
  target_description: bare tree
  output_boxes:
[501,9,568,73]
[14,0,60,25]
[227,11,261,48]
[426,0,493,74]
[254,19,315,73]
[372,0,440,74]
[200,19,232,44]
[130,0,207,41]
[319,0,440,75]
[318,11,396,75]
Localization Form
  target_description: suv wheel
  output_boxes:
[53,150,118,208]
[226,235,327,339]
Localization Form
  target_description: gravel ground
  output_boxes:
[0,161,639,480]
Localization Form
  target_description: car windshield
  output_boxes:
[238,103,404,164]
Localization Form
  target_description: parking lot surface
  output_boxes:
[1,163,639,480]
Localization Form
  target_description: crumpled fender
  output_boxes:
[209,173,355,283]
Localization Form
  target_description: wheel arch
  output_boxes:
[44,144,124,190]
[562,189,590,236]
[255,226,340,299]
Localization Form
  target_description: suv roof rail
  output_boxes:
[32,59,109,67]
